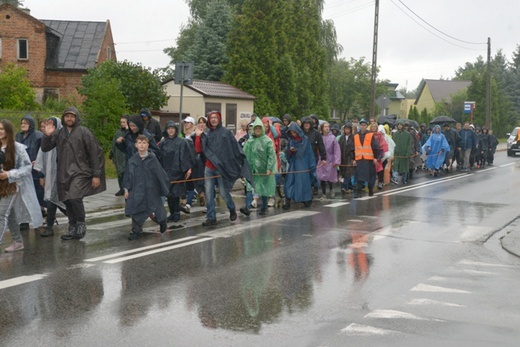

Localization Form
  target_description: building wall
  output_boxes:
[0,5,47,87]
[43,70,85,102]
[162,81,255,129]
[414,84,436,114]
[96,20,117,64]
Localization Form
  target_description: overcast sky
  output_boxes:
[23,0,520,91]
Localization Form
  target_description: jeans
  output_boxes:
[0,193,22,244]
[205,167,236,221]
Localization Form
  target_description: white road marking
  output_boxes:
[453,269,496,275]
[198,211,320,238]
[66,263,95,270]
[411,284,471,294]
[85,236,200,262]
[382,174,473,196]
[364,309,427,320]
[0,274,47,290]
[459,259,517,268]
[324,202,350,207]
[340,323,404,336]
[475,167,497,173]
[428,276,448,281]
[347,219,363,223]
[499,163,516,168]
[104,237,213,264]
[408,298,465,307]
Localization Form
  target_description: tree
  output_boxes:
[80,60,168,113]
[80,77,128,151]
[0,0,23,6]
[184,0,233,80]
[0,64,36,110]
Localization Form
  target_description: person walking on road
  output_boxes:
[41,107,106,241]
[459,122,477,172]
[242,117,277,216]
[139,108,162,143]
[283,122,316,209]
[0,119,43,252]
[317,122,340,199]
[124,135,169,240]
[159,121,194,222]
[353,119,380,198]
[392,122,413,185]
[339,122,355,195]
[424,125,450,177]
[194,111,253,226]
[110,115,129,196]
[34,117,67,237]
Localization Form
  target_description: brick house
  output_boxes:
[0,3,116,103]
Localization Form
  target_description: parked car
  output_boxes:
[506,127,520,156]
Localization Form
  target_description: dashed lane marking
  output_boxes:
[103,237,213,264]
[408,298,465,307]
[499,163,516,168]
[0,274,47,290]
[324,202,350,207]
[340,323,405,336]
[364,310,429,320]
[410,284,471,294]
[458,259,518,268]
[382,174,473,196]
[84,236,200,262]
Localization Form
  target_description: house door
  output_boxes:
[226,103,237,133]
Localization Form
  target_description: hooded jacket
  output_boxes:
[301,116,327,162]
[117,115,161,161]
[285,122,316,202]
[16,113,43,179]
[243,117,277,197]
[159,121,195,197]
[41,107,106,200]
[139,107,162,143]
[194,111,253,191]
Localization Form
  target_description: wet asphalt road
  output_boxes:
[2,154,520,346]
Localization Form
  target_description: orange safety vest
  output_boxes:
[354,132,374,160]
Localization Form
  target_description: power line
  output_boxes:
[397,0,486,45]
[390,0,485,51]
[325,1,374,20]
[115,38,176,45]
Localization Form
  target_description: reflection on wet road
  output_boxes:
[2,158,520,346]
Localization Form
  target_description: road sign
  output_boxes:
[464,101,475,114]
[174,62,194,85]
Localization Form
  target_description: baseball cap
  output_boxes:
[183,116,195,124]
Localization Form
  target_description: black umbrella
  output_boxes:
[429,115,456,125]
[377,115,395,125]
[397,119,420,129]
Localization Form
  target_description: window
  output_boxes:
[17,38,28,60]
[106,46,111,60]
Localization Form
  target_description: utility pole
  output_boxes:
[369,0,380,119]
[486,37,492,130]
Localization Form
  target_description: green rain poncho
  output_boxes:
[243,117,278,197]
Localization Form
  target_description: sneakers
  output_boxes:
[320,194,326,200]
[259,208,267,216]
[115,189,125,196]
[167,213,181,222]
[250,199,257,209]
[240,207,251,216]
[377,182,384,190]
[229,209,237,221]
[391,178,398,185]
[303,200,313,207]
[180,204,191,214]
[202,219,217,227]
[268,197,275,207]
[128,231,142,240]
[5,241,24,252]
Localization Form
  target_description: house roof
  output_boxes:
[41,20,108,71]
[165,79,256,100]
[415,79,471,104]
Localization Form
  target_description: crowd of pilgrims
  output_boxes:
[109,110,499,239]
[0,108,500,246]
